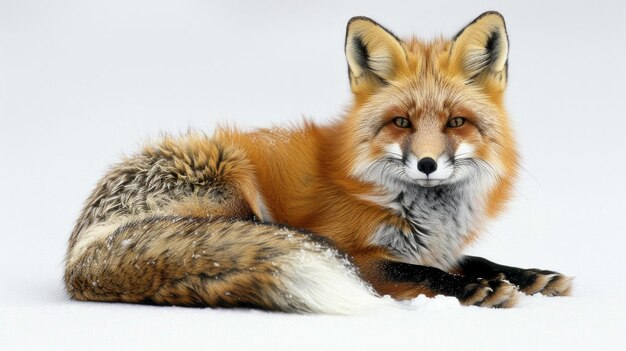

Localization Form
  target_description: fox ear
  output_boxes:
[345,17,408,94]
[450,11,509,89]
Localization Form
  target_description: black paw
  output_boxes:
[511,269,573,296]
[459,275,518,308]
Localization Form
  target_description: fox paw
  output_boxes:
[459,275,518,308]
[515,269,573,296]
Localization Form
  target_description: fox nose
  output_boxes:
[417,157,437,175]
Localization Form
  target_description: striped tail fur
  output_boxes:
[64,134,387,314]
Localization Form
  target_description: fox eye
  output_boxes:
[393,117,411,128]
[447,117,465,128]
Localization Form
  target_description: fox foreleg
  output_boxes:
[353,252,518,308]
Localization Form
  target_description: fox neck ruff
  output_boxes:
[365,171,495,270]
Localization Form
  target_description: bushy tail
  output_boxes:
[64,215,387,314]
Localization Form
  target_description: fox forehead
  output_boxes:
[403,37,453,74]
[356,42,486,110]
[361,74,498,131]
[386,37,502,113]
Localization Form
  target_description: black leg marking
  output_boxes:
[458,256,573,296]
[379,260,518,308]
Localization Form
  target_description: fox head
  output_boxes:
[341,12,517,203]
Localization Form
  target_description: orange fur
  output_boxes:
[66,13,539,311]
[212,16,518,265]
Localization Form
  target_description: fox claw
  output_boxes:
[460,277,518,308]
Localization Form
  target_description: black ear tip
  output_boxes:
[454,11,507,41]
[477,11,506,24]
[346,16,381,47]
[481,10,504,18]
[347,16,376,28]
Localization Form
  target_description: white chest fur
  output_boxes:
[370,179,489,270]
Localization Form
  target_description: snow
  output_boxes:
[1,0,626,350]
[3,281,624,350]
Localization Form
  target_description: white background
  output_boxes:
[1,0,625,350]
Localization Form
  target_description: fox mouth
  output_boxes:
[416,179,445,187]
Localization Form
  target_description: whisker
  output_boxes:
[387,152,404,159]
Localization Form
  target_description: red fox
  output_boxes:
[64,12,572,313]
